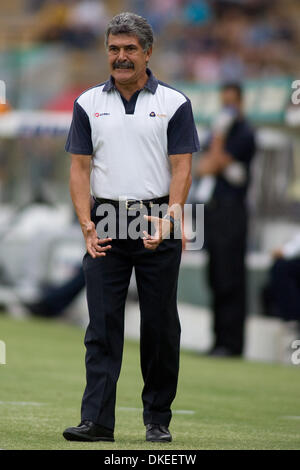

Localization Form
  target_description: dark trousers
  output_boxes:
[81,205,182,431]
[271,257,300,321]
[204,199,247,355]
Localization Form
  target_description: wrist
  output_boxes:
[81,220,93,231]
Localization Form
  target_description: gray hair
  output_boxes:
[105,12,154,52]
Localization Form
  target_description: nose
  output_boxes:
[118,48,127,61]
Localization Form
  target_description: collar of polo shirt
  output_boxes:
[102,68,158,95]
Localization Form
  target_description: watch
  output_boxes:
[163,214,181,233]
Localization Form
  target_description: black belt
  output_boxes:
[94,195,169,210]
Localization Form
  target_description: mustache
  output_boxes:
[113,61,134,69]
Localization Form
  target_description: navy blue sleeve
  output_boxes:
[65,101,93,155]
[167,99,200,155]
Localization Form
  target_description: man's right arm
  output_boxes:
[69,154,111,258]
[69,154,92,231]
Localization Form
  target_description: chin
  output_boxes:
[113,69,134,81]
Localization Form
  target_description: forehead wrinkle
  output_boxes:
[109,44,138,49]
[108,34,140,48]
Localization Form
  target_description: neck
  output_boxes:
[114,69,148,100]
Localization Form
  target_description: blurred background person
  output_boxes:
[262,233,300,327]
[23,264,85,317]
[62,0,109,49]
[195,83,256,357]
[20,208,86,319]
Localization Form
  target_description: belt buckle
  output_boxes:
[126,199,143,210]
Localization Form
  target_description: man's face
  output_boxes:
[221,88,241,110]
[107,34,152,85]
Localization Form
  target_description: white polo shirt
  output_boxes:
[66,69,200,200]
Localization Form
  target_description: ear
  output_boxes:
[145,46,152,63]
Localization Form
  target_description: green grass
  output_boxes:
[0,314,299,450]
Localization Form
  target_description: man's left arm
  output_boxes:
[143,154,192,251]
[168,153,192,216]
[143,97,199,251]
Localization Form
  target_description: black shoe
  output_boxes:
[63,420,114,442]
[146,424,172,442]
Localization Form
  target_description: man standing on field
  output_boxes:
[63,12,199,443]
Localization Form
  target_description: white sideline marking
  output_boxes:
[0,401,44,406]
[281,416,300,420]
[117,407,195,415]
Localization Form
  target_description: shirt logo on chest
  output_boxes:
[94,112,110,118]
[149,111,167,118]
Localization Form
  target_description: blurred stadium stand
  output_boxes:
[0,0,300,362]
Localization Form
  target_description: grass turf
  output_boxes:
[0,314,299,450]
